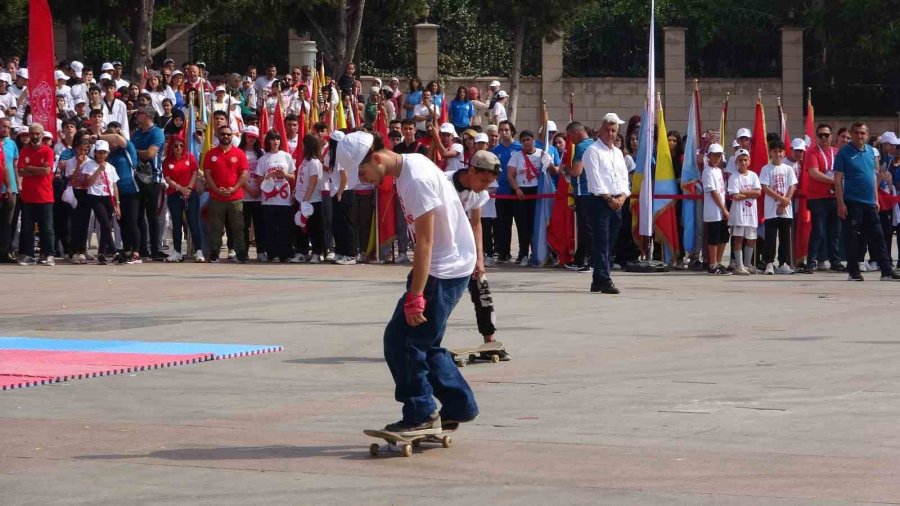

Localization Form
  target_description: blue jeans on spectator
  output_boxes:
[167,192,201,254]
[843,201,892,277]
[383,273,479,425]
[808,198,841,264]
[591,196,622,286]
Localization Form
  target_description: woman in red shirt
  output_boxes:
[162,137,201,262]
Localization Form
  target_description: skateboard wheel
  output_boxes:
[442,436,452,448]
[401,444,412,457]
[412,440,421,448]
[369,443,380,457]
[491,354,500,363]
[469,354,477,363]
[458,359,467,367]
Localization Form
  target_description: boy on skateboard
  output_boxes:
[450,150,509,361]
[337,131,479,437]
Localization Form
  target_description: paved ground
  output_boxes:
[1,261,899,505]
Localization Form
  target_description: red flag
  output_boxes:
[273,97,288,152]
[795,92,815,265]
[297,105,307,156]
[373,108,396,250]
[439,96,448,124]
[804,88,815,147]
[28,0,57,141]
[259,103,270,138]
[749,97,768,224]
[548,171,575,265]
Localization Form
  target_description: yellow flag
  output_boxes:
[335,96,347,130]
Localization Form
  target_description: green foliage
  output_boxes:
[0,0,28,58]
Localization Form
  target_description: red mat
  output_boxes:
[0,350,214,390]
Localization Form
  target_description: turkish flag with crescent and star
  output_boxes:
[28,0,57,141]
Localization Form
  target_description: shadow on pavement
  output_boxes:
[76,445,367,461]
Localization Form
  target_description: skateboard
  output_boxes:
[449,341,505,367]
[363,429,454,458]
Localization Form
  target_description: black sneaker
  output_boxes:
[880,271,900,281]
[97,255,108,265]
[590,281,620,294]
[847,272,864,281]
[716,265,732,276]
[564,262,581,271]
[708,266,719,275]
[439,414,478,432]
[577,265,593,273]
[831,263,847,272]
[383,412,441,437]
[151,251,168,262]
[208,255,220,263]
[688,260,704,271]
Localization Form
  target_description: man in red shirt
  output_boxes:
[806,123,844,272]
[16,123,56,266]
[203,125,248,262]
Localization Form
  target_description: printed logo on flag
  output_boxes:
[30,81,54,124]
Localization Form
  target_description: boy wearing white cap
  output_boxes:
[725,128,752,176]
[430,122,465,174]
[336,131,479,437]
[727,149,761,275]
[703,143,730,274]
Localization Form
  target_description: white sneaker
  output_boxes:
[165,251,183,263]
[819,260,830,271]
[194,251,206,263]
[17,255,34,266]
[289,253,306,263]
[859,262,868,272]
[325,251,336,262]
[612,263,623,271]
[764,263,775,275]
[257,252,268,263]
[395,253,410,264]
[867,260,879,272]
[519,257,530,267]
[747,265,758,274]
[43,256,55,266]
[84,252,96,261]
[228,249,237,261]
[335,255,357,265]
[309,254,321,264]
[775,263,794,275]
[734,266,751,275]
[483,256,496,267]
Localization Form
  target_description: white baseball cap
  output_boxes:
[790,138,807,151]
[42,131,54,141]
[336,131,375,189]
[497,90,508,98]
[0,73,11,84]
[707,143,725,154]
[732,140,740,148]
[243,125,259,138]
[101,62,114,71]
[880,131,899,145]
[70,61,83,78]
[546,120,558,132]
[474,133,488,143]
[602,112,626,125]
[215,85,226,93]
[330,130,346,142]
[54,70,67,81]
[99,73,112,82]
[439,123,456,135]
[16,68,28,79]
[94,139,110,152]
[75,98,87,106]
[489,80,501,88]
[735,148,750,158]
[735,127,752,139]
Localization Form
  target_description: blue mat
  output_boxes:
[0,337,283,359]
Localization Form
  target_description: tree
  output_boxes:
[478,0,582,124]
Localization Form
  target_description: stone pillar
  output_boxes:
[53,25,67,64]
[165,23,192,67]
[415,23,439,81]
[288,30,318,69]
[663,26,687,130]
[541,37,567,126]
[780,27,804,133]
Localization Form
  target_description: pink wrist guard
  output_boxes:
[403,293,426,319]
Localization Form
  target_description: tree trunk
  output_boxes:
[342,0,366,72]
[65,15,83,61]
[508,17,526,125]
[332,0,349,77]
[130,0,154,81]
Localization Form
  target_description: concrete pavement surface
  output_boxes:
[1,262,899,505]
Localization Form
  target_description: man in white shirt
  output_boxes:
[0,73,16,112]
[506,129,553,266]
[254,64,278,111]
[337,131,479,438]
[111,61,130,90]
[490,90,508,125]
[100,80,130,139]
[580,113,631,294]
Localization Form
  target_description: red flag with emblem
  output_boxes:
[372,107,396,253]
[750,96,768,224]
[28,0,57,141]
[273,96,288,152]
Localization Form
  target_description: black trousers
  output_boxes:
[137,180,162,255]
[119,192,141,254]
[495,197,514,261]
[18,202,55,257]
[481,217,495,258]
[86,194,116,255]
[52,197,72,257]
[262,205,294,260]
[70,189,92,254]
[764,217,792,265]
[243,200,265,256]
[879,211,893,261]
[353,191,374,255]
[573,195,594,266]
[843,201,892,277]
[332,193,355,257]
[513,187,537,260]
[0,194,16,255]
[308,201,326,256]
[467,275,496,338]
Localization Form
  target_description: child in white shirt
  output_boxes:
[295,134,326,263]
[759,140,798,275]
[727,149,762,275]
[702,143,730,275]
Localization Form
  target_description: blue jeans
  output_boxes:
[590,196,622,285]
[383,273,479,425]
[166,192,201,254]
[808,199,841,263]
[843,201,892,277]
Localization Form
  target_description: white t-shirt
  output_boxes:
[243,150,262,202]
[727,170,761,227]
[397,153,476,279]
[508,148,552,188]
[759,163,798,220]
[285,135,300,156]
[702,165,726,222]
[448,170,490,216]
[0,92,15,112]
[80,160,119,197]
[255,151,295,206]
[413,103,436,132]
[254,76,276,98]
[491,102,507,123]
[481,180,498,219]
[295,158,324,204]
[443,143,465,174]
